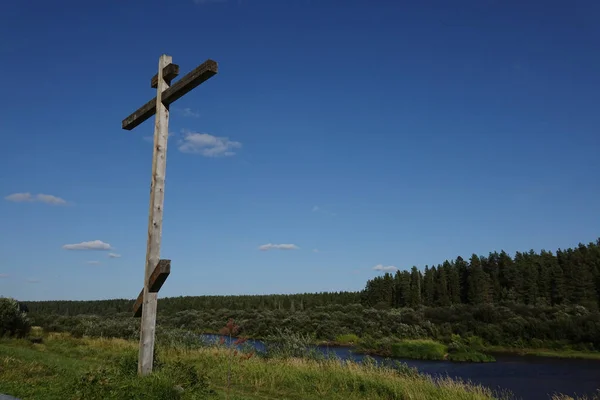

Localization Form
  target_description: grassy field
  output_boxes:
[0,333,512,400]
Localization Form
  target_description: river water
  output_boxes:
[201,334,600,400]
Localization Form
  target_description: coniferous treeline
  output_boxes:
[26,292,361,316]
[361,240,600,310]
[25,239,600,317]
[21,239,600,351]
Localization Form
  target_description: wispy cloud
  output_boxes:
[312,205,336,216]
[5,192,67,205]
[178,107,200,118]
[178,132,242,157]
[0,273,9,278]
[63,240,112,251]
[313,249,320,253]
[258,243,300,251]
[26,279,40,284]
[108,253,121,258]
[372,264,398,273]
[86,261,101,265]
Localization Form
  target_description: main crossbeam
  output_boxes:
[122,59,218,131]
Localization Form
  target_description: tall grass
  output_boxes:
[0,333,506,400]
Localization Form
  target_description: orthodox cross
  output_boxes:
[122,54,218,376]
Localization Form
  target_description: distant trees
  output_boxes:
[0,297,31,338]
[361,240,600,310]
[27,291,362,316]
[20,238,600,352]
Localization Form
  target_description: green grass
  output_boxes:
[391,339,448,361]
[0,333,508,400]
[334,334,360,345]
[447,351,496,363]
[485,346,600,360]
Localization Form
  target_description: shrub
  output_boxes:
[335,333,360,344]
[0,297,31,338]
[391,340,447,360]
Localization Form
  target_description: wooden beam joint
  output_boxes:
[122,59,218,131]
[133,259,171,317]
[151,63,180,88]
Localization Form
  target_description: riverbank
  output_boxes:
[0,333,504,400]
[485,346,600,360]
[213,332,600,363]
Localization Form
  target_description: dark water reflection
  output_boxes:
[201,334,600,400]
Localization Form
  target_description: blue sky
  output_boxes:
[1,0,599,301]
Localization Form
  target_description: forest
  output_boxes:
[23,239,600,354]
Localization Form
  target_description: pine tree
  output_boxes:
[497,250,513,301]
[422,266,436,306]
[455,256,469,303]
[434,265,451,306]
[484,252,502,303]
[522,250,539,305]
[537,250,553,305]
[467,254,490,304]
[409,266,422,308]
[445,261,461,304]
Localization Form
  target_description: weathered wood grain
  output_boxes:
[160,59,217,105]
[138,54,171,377]
[132,259,171,317]
[133,288,144,318]
[148,259,171,292]
[122,59,218,130]
[151,63,179,88]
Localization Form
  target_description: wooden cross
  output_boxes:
[122,54,218,376]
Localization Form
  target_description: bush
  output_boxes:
[391,340,447,360]
[0,297,31,338]
[335,333,360,344]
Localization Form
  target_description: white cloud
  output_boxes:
[5,192,67,205]
[5,192,32,202]
[36,194,67,205]
[86,261,101,265]
[311,205,336,216]
[63,240,112,251]
[0,273,9,278]
[108,253,121,258]
[178,132,242,157]
[258,243,299,251]
[180,108,200,118]
[313,249,320,253]
[372,264,398,273]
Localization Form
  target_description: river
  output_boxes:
[201,334,600,400]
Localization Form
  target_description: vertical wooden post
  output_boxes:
[138,54,172,376]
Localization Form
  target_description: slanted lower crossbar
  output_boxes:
[133,259,171,318]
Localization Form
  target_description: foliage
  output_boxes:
[263,327,321,360]
[20,238,600,357]
[362,240,600,310]
[391,340,447,360]
[0,297,31,338]
[335,333,360,344]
